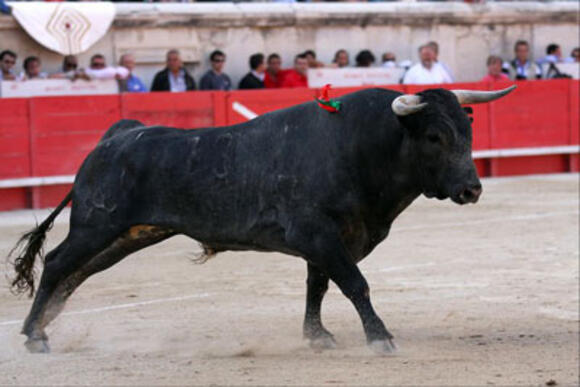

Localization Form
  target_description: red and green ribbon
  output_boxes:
[316,84,341,113]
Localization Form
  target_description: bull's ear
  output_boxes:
[391,95,428,116]
[463,107,474,123]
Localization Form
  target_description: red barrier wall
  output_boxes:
[226,88,316,125]
[29,95,122,208]
[121,91,221,128]
[0,99,31,209]
[0,79,578,211]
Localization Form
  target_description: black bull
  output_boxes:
[9,86,515,354]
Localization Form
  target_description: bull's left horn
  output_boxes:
[391,95,428,116]
[451,85,517,105]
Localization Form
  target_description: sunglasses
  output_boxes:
[212,58,225,63]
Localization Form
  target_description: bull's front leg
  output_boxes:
[303,263,336,349]
[326,257,397,354]
[290,220,396,354]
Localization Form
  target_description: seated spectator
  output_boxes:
[85,54,129,80]
[239,53,265,90]
[281,53,308,88]
[19,56,49,80]
[304,50,325,68]
[402,45,453,85]
[355,50,375,67]
[538,43,562,66]
[200,50,232,91]
[264,53,284,88]
[427,41,454,81]
[151,49,196,92]
[481,55,510,82]
[333,49,349,68]
[564,47,579,63]
[0,50,17,81]
[51,55,90,81]
[381,52,397,68]
[119,53,146,93]
[502,40,541,80]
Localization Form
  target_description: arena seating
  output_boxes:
[0,79,578,210]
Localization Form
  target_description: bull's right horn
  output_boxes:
[391,95,428,116]
[452,85,517,105]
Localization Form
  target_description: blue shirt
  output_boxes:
[126,74,147,93]
[200,70,232,91]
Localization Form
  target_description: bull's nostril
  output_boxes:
[459,185,482,204]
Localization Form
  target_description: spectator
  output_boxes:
[19,56,48,80]
[304,49,324,68]
[151,49,196,92]
[51,55,90,81]
[264,53,284,88]
[0,50,17,81]
[238,53,265,90]
[119,53,147,93]
[355,50,375,67]
[85,54,129,80]
[565,47,579,63]
[200,50,232,91]
[537,43,562,66]
[333,49,349,68]
[481,55,510,82]
[381,52,397,68]
[62,55,79,74]
[426,41,454,81]
[281,53,308,88]
[402,45,453,85]
[502,40,542,80]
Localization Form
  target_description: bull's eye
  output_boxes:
[427,133,441,144]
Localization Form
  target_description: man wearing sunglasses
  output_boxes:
[200,50,232,91]
[0,50,17,81]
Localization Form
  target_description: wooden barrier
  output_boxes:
[0,79,578,210]
[0,99,31,209]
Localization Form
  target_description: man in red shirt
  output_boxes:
[264,53,284,88]
[281,53,308,88]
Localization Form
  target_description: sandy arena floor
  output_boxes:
[0,174,578,386]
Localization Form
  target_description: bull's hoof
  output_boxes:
[369,338,397,355]
[25,338,50,354]
[309,333,337,350]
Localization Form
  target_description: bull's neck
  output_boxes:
[357,119,422,226]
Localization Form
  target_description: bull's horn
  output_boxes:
[391,95,428,116]
[452,85,517,105]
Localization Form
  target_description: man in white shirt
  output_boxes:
[85,54,129,80]
[403,45,453,85]
[427,41,454,82]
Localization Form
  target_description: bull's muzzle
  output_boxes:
[458,183,482,204]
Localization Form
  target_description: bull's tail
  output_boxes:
[9,190,73,297]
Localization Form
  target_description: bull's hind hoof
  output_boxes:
[309,334,337,350]
[25,338,50,353]
[369,338,397,355]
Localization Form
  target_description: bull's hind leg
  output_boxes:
[22,225,174,353]
[303,263,336,349]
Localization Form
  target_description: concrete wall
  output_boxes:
[1,2,577,89]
